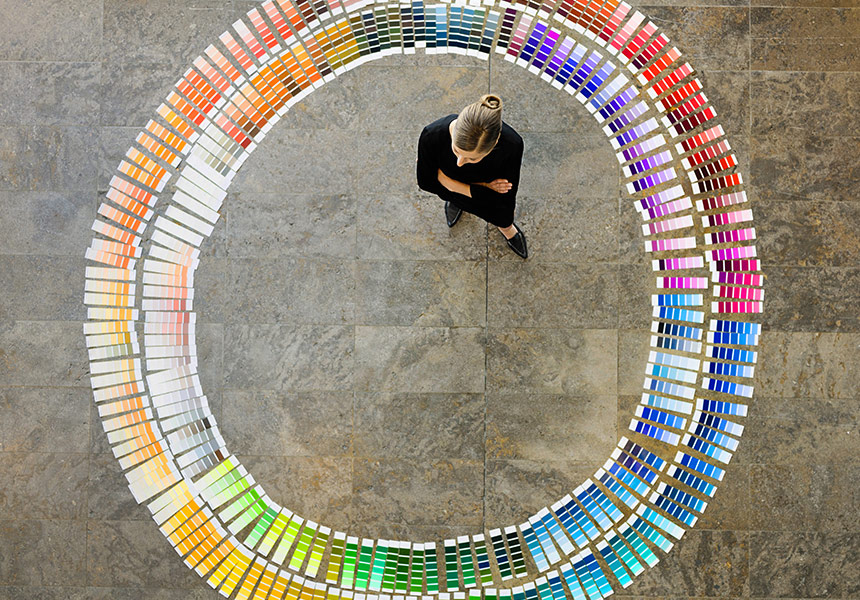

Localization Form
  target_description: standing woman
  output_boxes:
[416,94,528,258]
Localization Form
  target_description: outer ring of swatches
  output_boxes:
[84,5,764,587]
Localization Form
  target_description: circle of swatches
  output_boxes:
[82,0,764,597]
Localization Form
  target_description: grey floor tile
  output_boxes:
[194,322,224,394]
[485,394,616,463]
[351,457,484,528]
[355,260,486,327]
[85,520,201,589]
[752,38,860,71]
[88,404,111,457]
[230,128,358,196]
[750,463,860,531]
[221,390,352,457]
[756,199,860,267]
[751,0,858,5]
[97,62,187,128]
[354,392,484,460]
[638,0,748,6]
[617,197,651,267]
[83,588,217,600]
[754,332,860,398]
[222,324,353,391]
[752,72,860,138]
[750,531,860,597]
[225,257,355,325]
[617,329,653,396]
[487,328,617,395]
[694,464,751,531]
[102,1,236,66]
[751,6,859,38]
[97,127,146,191]
[346,130,431,197]
[0,520,87,586]
[0,127,99,192]
[0,0,102,61]
[86,453,149,522]
[0,256,86,321]
[617,265,658,330]
[751,6,860,70]
[228,193,356,259]
[739,396,860,465]
[761,267,860,332]
[750,132,859,203]
[488,197,622,263]
[241,455,352,531]
[355,326,486,393]
[0,191,98,256]
[0,587,91,600]
[484,459,595,526]
[0,0,857,593]
[640,6,751,70]
[0,453,88,521]
[0,387,90,453]
[621,531,749,596]
[699,69,751,169]
[356,192,488,261]
[0,321,89,387]
[0,62,100,127]
[188,257,228,324]
[518,131,621,199]
[616,394,640,435]
[487,262,618,329]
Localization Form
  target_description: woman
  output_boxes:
[416,94,528,258]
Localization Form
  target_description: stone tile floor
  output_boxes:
[0,0,858,597]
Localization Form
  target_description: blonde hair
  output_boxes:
[452,94,503,155]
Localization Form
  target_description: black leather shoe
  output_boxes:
[506,224,528,259]
[445,201,462,228]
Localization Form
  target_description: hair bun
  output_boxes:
[481,94,502,111]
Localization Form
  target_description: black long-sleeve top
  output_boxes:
[416,114,524,228]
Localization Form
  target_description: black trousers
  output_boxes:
[434,187,515,229]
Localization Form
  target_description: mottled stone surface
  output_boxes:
[641,6,751,71]
[222,324,354,391]
[750,532,860,597]
[487,263,618,328]
[0,0,102,61]
[485,394,616,462]
[0,256,86,321]
[352,458,485,529]
[1,0,859,597]
[355,260,487,326]
[355,326,486,393]
[221,390,353,456]
[484,460,596,526]
[228,193,357,259]
[620,531,750,596]
[487,328,617,394]
[0,453,89,520]
[488,196,622,263]
[0,387,90,453]
[751,8,860,71]
[354,393,485,460]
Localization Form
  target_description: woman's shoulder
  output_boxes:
[501,121,524,149]
[422,114,457,137]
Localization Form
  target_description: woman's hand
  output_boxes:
[481,178,513,193]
